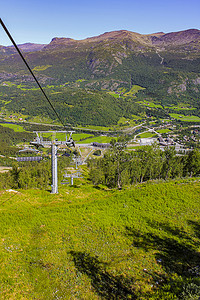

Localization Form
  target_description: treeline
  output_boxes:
[0,125,34,146]
[0,125,35,166]
[0,156,70,190]
[88,138,200,188]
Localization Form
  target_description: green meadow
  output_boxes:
[124,85,145,97]
[164,104,196,111]
[0,123,26,132]
[0,178,200,299]
[137,132,157,138]
[108,92,120,98]
[40,133,112,144]
[77,125,113,132]
[169,113,200,122]
[73,133,94,142]
[77,135,114,144]
[136,101,163,109]
[32,65,52,72]
[157,129,171,134]
[42,132,95,142]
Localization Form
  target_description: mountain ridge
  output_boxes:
[0,28,200,126]
[43,28,200,50]
[1,28,200,50]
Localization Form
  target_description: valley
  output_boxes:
[0,29,200,147]
[0,28,200,299]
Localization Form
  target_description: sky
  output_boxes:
[1,0,200,46]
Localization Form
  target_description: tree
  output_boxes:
[129,156,142,184]
[109,136,129,189]
[88,158,104,185]
[184,149,200,177]
[9,163,21,188]
[162,147,176,179]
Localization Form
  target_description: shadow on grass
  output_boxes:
[126,220,200,276]
[92,185,114,192]
[70,251,136,299]
[188,220,200,240]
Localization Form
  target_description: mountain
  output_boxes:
[1,28,200,82]
[43,29,200,52]
[42,29,200,49]
[0,29,199,126]
[9,43,47,52]
[151,29,200,46]
[0,43,46,55]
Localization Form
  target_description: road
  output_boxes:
[131,125,161,142]
[122,122,146,134]
[156,49,164,65]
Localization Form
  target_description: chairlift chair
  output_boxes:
[17,145,43,162]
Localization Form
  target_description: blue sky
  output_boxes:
[1,0,200,46]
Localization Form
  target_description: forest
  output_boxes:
[0,136,199,191]
[88,138,200,189]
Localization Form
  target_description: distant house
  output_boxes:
[166,137,174,145]
[140,138,157,146]
[92,142,111,149]
[158,136,165,143]
[158,136,174,146]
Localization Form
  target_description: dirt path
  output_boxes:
[0,166,12,173]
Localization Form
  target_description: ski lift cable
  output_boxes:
[0,18,66,128]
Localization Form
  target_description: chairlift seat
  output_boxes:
[16,156,43,162]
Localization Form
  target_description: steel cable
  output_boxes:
[0,18,66,128]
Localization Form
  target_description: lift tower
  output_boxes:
[31,131,75,194]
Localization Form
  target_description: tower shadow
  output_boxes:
[70,251,136,299]
[125,220,200,287]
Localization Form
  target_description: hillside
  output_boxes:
[0,178,200,299]
[0,29,200,126]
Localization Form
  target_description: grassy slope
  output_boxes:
[0,178,200,299]
[0,123,26,132]
[169,113,200,122]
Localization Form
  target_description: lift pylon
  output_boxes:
[30,131,75,194]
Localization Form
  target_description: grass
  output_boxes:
[41,132,94,142]
[136,100,163,109]
[124,85,145,97]
[138,132,157,138]
[117,117,131,125]
[131,114,145,120]
[28,115,56,124]
[17,86,40,91]
[169,113,200,122]
[76,125,113,132]
[164,103,196,111]
[73,133,94,142]
[0,178,200,299]
[40,133,112,144]
[170,107,196,111]
[76,79,86,83]
[0,123,26,132]
[127,145,143,149]
[157,129,171,134]
[77,135,114,144]
[108,92,120,98]
[32,65,52,71]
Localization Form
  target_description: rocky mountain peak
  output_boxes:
[44,37,77,50]
[151,28,200,46]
